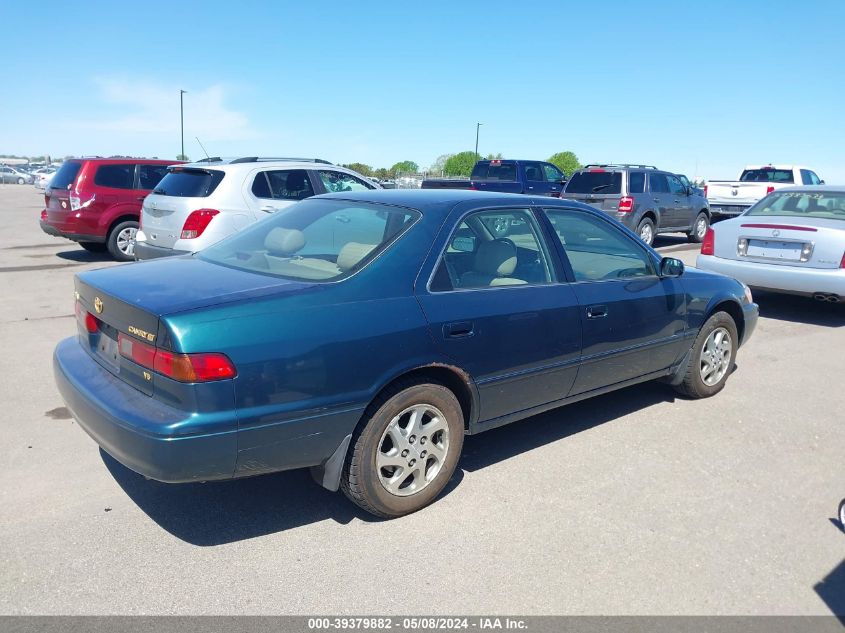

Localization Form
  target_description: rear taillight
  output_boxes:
[840,252,845,269]
[40,209,47,222]
[118,333,236,382]
[703,185,708,198]
[618,196,634,213]
[766,186,775,195]
[700,228,715,255]
[75,300,100,333]
[181,209,219,239]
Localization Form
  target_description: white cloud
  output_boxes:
[83,78,256,142]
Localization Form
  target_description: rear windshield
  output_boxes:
[152,168,225,197]
[740,169,794,183]
[199,199,420,282]
[49,161,82,190]
[471,162,517,181]
[564,171,622,194]
[745,192,845,221]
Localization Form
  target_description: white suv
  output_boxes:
[134,157,379,259]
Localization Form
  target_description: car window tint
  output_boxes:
[809,171,821,185]
[48,161,82,190]
[628,171,645,194]
[667,175,686,195]
[739,169,794,183]
[94,164,135,189]
[471,162,517,181]
[264,169,314,200]
[543,164,564,181]
[432,208,554,291]
[649,173,669,193]
[199,199,419,282]
[318,170,375,193]
[564,171,622,194]
[138,165,169,190]
[523,162,545,181]
[153,168,225,197]
[544,209,656,281]
[251,172,272,198]
[745,192,845,221]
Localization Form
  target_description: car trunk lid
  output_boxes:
[728,218,845,269]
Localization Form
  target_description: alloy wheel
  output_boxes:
[699,327,732,386]
[117,227,137,257]
[376,404,450,497]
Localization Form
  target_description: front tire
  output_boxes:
[106,220,138,262]
[687,212,709,243]
[636,217,655,246]
[17,177,25,185]
[674,311,738,399]
[341,380,464,518]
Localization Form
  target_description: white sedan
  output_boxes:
[33,167,57,190]
[697,186,845,303]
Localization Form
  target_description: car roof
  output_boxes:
[743,164,810,171]
[67,158,181,165]
[176,159,344,173]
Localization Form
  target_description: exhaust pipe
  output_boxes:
[813,292,841,303]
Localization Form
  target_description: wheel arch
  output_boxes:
[706,298,745,343]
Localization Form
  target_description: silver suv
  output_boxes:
[560,164,710,245]
[134,157,380,260]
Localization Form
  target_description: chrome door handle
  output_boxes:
[653,198,660,203]
[444,321,474,338]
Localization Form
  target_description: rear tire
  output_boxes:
[636,217,655,246]
[79,242,107,253]
[341,380,464,518]
[674,311,738,399]
[106,220,138,262]
[687,212,709,243]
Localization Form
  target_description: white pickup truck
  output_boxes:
[706,164,824,217]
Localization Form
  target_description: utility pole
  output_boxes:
[180,90,187,159]
[475,122,483,161]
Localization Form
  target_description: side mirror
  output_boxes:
[659,257,684,278]
[451,236,476,253]
[820,180,826,185]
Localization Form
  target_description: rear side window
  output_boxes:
[471,162,517,181]
[628,171,645,194]
[740,169,794,183]
[94,164,135,189]
[252,169,315,201]
[153,169,225,197]
[649,173,669,193]
[564,171,622,194]
[49,161,82,190]
[138,164,169,190]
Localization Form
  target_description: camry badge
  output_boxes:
[93,297,103,314]
[772,230,781,237]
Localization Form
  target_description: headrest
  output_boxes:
[337,242,376,272]
[264,227,305,256]
[475,239,517,276]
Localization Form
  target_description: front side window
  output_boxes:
[745,192,845,222]
[200,199,419,281]
[523,162,545,182]
[667,175,686,195]
[318,170,375,193]
[543,164,564,181]
[94,164,135,189]
[544,209,655,281]
[431,208,554,291]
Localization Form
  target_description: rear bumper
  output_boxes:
[53,337,238,483]
[134,241,190,261]
[708,203,751,217]
[40,220,105,244]
[697,255,845,296]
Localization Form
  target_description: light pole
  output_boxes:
[475,122,483,161]
[180,90,187,159]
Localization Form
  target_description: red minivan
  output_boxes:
[40,158,183,261]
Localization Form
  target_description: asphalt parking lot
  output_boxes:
[1,185,843,616]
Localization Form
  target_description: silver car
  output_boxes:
[697,186,845,303]
[0,165,34,184]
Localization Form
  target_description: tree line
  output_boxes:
[342,151,582,179]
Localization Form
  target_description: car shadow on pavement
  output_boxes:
[101,448,465,546]
[56,249,112,263]
[814,557,845,619]
[459,381,675,472]
[754,291,844,328]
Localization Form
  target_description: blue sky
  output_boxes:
[2,0,844,181]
